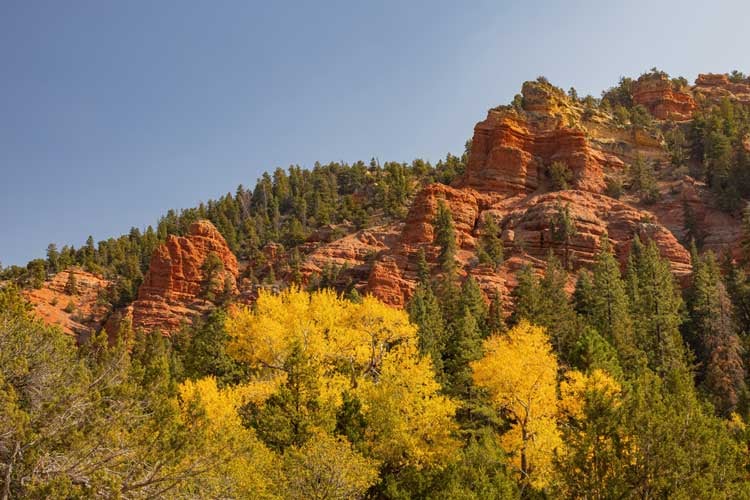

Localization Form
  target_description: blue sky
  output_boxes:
[1,0,748,266]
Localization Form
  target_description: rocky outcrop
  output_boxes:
[131,220,238,334]
[632,74,696,121]
[496,190,691,275]
[24,267,111,341]
[694,73,750,104]
[365,185,693,307]
[457,81,624,196]
[458,111,616,195]
[300,224,402,291]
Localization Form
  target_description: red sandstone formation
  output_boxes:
[694,73,750,105]
[131,220,238,334]
[298,224,401,293]
[24,267,112,341]
[632,74,696,121]
[365,185,692,307]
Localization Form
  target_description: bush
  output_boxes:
[549,161,573,190]
[605,177,623,199]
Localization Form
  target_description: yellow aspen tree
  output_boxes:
[225,287,458,472]
[471,320,562,490]
[176,377,280,498]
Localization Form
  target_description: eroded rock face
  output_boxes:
[632,74,696,121]
[366,186,693,307]
[132,220,238,334]
[24,268,112,341]
[300,224,402,291]
[694,73,750,104]
[458,81,622,196]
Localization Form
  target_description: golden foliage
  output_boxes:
[471,320,561,488]
[226,286,458,470]
[177,377,280,498]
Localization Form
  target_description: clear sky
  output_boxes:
[1,0,748,266]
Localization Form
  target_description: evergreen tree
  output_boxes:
[572,269,595,319]
[46,243,60,273]
[627,240,687,373]
[415,247,431,287]
[64,270,78,296]
[477,213,504,269]
[200,252,225,301]
[589,236,640,369]
[687,252,745,415]
[443,306,483,400]
[549,201,577,269]
[433,200,458,278]
[407,285,446,381]
[510,265,541,325]
[458,276,489,336]
[487,289,507,335]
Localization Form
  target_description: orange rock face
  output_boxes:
[632,74,696,121]
[365,185,692,307]
[457,81,626,197]
[131,220,238,334]
[302,224,401,284]
[24,267,112,341]
[694,73,750,104]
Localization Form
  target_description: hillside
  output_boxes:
[5,69,750,339]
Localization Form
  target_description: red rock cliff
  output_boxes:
[132,220,238,334]
[632,74,696,121]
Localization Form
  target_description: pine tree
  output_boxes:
[46,243,60,274]
[627,240,687,373]
[415,247,431,287]
[572,269,595,318]
[407,285,446,381]
[487,289,507,335]
[687,252,745,415]
[510,265,542,326]
[511,257,579,364]
[444,306,483,399]
[64,270,78,296]
[434,200,458,279]
[549,202,578,269]
[538,255,580,364]
[477,213,504,269]
[458,276,489,336]
[589,236,639,369]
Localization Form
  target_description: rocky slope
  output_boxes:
[24,268,111,340]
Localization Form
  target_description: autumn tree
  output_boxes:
[280,430,378,499]
[471,321,562,492]
[226,288,459,475]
